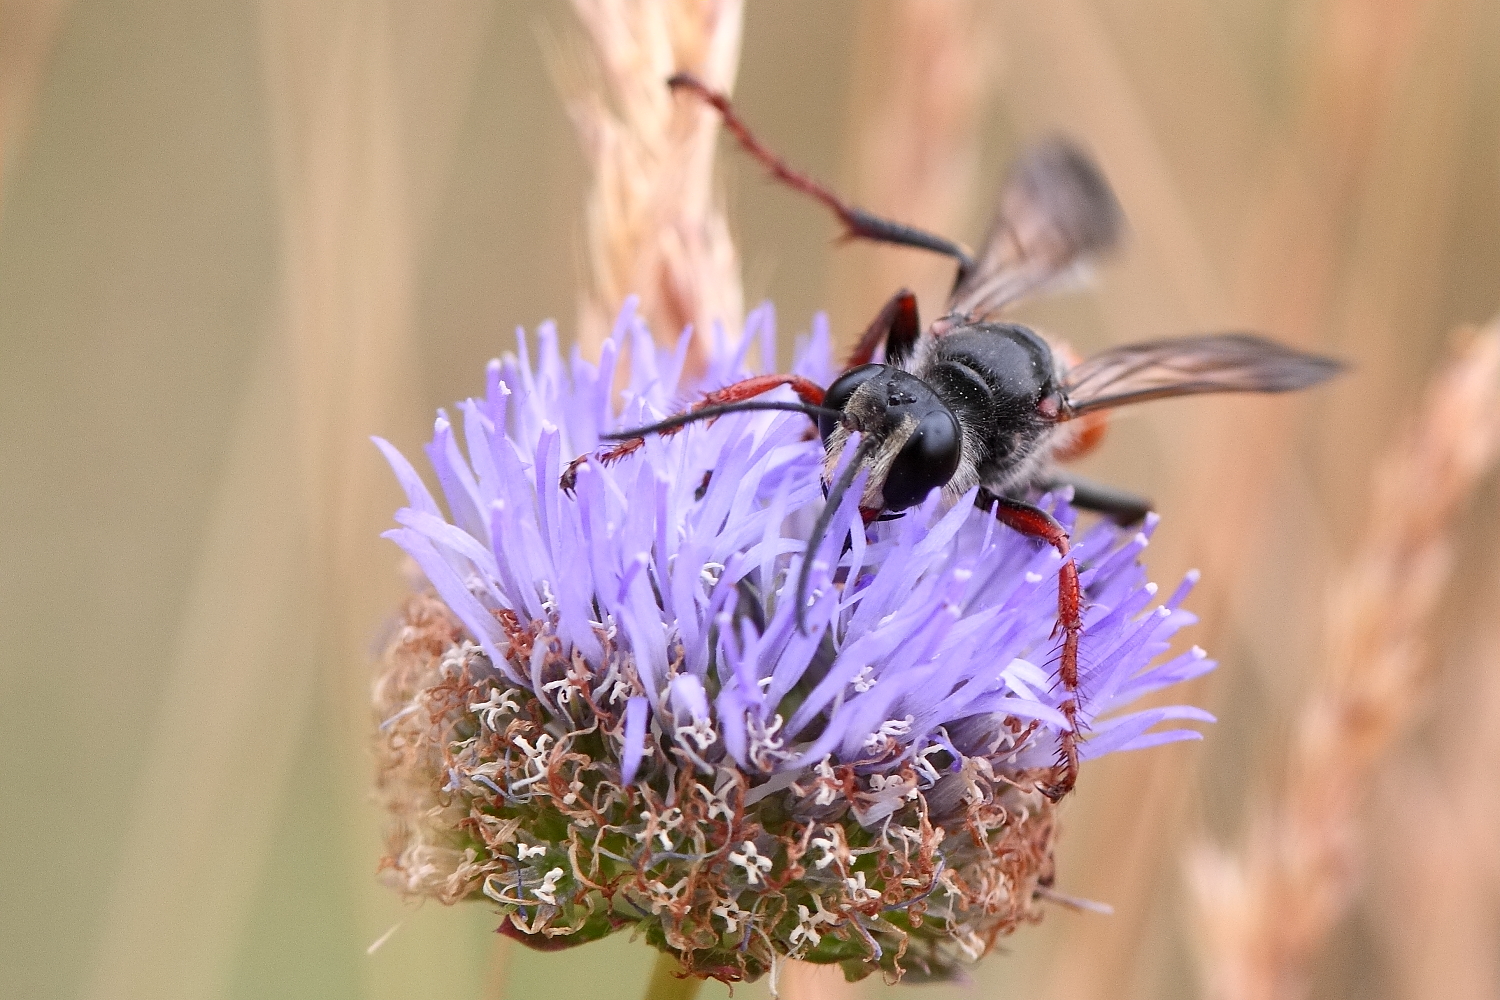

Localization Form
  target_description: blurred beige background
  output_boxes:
[3,2,1498,999]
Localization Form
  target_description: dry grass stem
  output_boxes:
[257,6,490,998]
[0,0,75,200]
[1369,555,1500,1000]
[833,0,1000,325]
[988,3,1480,995]
[1366,328,1500,1000]
[1189,327,1500,1000]
[79,6,485,998]
[565,0,744,369]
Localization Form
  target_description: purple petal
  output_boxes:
[621,696,649,785]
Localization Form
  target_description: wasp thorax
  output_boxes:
[932,323,1057,420]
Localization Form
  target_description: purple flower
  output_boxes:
[372,300,1214,984]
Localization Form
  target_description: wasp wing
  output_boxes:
[1061,333,1343,416]
[946,138,1125,322]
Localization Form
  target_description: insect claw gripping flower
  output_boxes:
[372,299,1216,984]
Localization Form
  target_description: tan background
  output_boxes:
[3,2,1498,999]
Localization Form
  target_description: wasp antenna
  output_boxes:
[603,400,841,441]
[795,434,880,635]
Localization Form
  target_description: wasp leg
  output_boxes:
[1043,471,1153,526]
[845,289,921,369]
[976,487,1083,801]
[560,374,827,492]
[668,73,976,281]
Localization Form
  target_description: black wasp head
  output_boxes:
[820,364,962,511]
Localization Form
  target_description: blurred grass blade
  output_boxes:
[0,0,75,203]
[827,0,1000,340]
[81,330,320,1000]
[1189,327,1500,1000]
[258,2,493,998]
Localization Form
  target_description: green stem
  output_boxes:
[643,952,703,1000]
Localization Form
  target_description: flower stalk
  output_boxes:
[645,952,703,1000]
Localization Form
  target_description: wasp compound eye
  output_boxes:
[881,409,962,510]
[819,364,883,440]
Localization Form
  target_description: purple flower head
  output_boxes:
[373,300,1214,984]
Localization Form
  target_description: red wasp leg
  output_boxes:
[668,73,975,278]
[845,289,921,369]
[560,374,827,493]
[976,488,1083,801]
[692,373,825,409]
[560,439,644,493]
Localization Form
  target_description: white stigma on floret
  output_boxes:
[809,825,850,871]
[730,841,774,885]
[676,717,718,751]
[533,867,565,905]
[843,871,880,905]
[691,781,735,822]
[789,895,839,952]
[914,742,948,786]
[712,900,748,933]
[542,677,577,706]
[439,641,477,677]
[862,714,915,753]
[645,877,688,914]
[810,756,841,806]
[747,714,790,770]
[469,686,522,730]
[635,807,685,851]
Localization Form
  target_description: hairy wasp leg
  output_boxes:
[689,373,826,409]
[560,374,827,493]
[667,73,976,281]
[977,488,1083,801]
[845,289,921,369]
[561,438,643,493]
[1042,471,1153,527]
